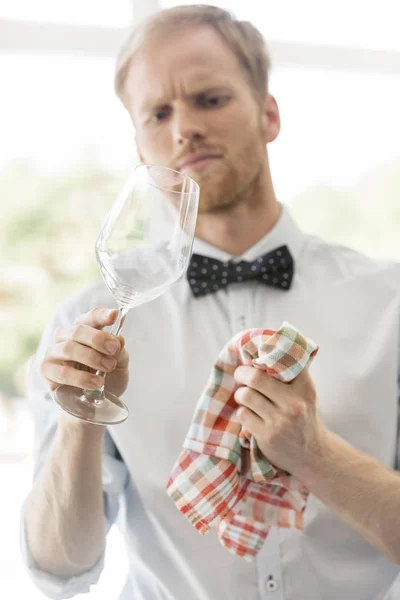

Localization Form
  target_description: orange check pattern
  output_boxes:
[166,322,319,560]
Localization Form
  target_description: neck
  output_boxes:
[195,165,281,256]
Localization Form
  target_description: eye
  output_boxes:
[151,106,171,123]
[199,94,230,108]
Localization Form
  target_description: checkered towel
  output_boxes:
[166,322,319,560]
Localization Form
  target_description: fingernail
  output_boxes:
[104,341,119,354]
[105,308,116,317]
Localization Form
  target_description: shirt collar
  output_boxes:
[192,203,306,263]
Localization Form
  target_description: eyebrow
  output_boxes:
[140,84,233,114]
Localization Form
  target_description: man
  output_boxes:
[20,5,400,600]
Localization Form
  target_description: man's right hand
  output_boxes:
[41,307,130,399]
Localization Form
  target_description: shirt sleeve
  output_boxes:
[396,370,400,471]
[396,288,400,471]
[19,295,129,599]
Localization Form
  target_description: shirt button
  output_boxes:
[265,577,279,592]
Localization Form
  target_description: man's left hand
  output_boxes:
[233,365,328,476]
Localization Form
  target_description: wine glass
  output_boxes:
[52,164,199,425]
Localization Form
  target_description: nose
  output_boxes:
[172,103,207,146]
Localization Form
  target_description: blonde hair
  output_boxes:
[114,4,271,108]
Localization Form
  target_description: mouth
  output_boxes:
[178,153,223,172]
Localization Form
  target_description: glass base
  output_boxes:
[52,384,129,425]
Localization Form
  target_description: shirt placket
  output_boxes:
[227,271,285,598]
[226,260,250,334]
[257,527,284,599]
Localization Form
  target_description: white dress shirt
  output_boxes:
[20,204,400,600]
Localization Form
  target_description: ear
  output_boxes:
[261,93,281,144]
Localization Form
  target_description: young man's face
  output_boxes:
[124,25,280,213]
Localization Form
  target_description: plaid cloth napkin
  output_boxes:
[166,322,319,560]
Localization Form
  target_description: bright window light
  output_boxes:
[0,0,133,27]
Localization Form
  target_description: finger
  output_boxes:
[285,367,317,409]
[236,405,264,438]
[45,340,117,373]
[234,386,274,421]
[114,338,129,370]
[234,366,288,407]
[74,306,119,330]
[54,323,121,357]
[41,361,104,391]
[116,335,126,351]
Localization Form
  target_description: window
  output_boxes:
[0,54,134,175]
[1,2,399,599]
[1,0,133,27]
[162,0,400,51]
[269,66,400,258]
[0,8,135,600]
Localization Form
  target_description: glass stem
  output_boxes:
[82,307,128,404]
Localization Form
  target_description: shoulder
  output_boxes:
[302,234,400,290]
[53,277,115,326]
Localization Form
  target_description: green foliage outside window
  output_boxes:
[0,157,399,397]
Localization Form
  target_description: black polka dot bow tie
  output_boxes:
[187,245,294,298]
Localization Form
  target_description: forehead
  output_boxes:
[124,26,246,113]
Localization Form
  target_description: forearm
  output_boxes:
[297,428,400,565]
[24,413,107,578]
